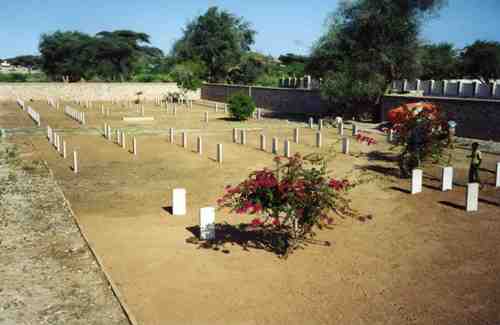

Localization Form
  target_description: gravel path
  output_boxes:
[0,141,130,325]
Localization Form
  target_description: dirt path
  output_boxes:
[0,140,129,325]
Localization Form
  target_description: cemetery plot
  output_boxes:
[3,98,500,325]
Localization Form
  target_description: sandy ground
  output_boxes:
[1,99,500,325]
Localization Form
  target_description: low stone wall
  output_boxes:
[0,82,200,101]
[202,83,331,115]
[381,95,500,141]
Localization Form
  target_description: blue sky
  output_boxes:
[0,0,499,59]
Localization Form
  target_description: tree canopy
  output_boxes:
[418,42,459,80]
[172,6,256,82]
[460,40,500,85]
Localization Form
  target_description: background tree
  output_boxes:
[171,60,206,95]
[6,55,42,72]
[39,31,97,81]
[172,6,256,82]
[312,0,447,118]
[418,43,459,79]
[460,40,500,86]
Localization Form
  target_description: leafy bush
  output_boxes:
[217,153,358,258]
[228,93,255,120]
[0,73,28,82]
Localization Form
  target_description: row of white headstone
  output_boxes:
[64,106,86,125]
[47,97,59,109]
[171,188,215,240]
[169,128,223,162]
[103,123,137,155]
[233,127,351,155]
[46,126,79,174]
[411,164,500,212]
[26,106,41,126]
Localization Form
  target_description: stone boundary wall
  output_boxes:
[202,83,330,115]
[392,79,500,99]
[381,95,500,141]
[0,82,200,101]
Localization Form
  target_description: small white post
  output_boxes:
[173,104,177,116]
[441,167,453,191]
[411,169,423,194]
[172,188,187,216]
[233,128,238,143]
[388,129,394,143]
[294,128,299,144]
[62,141,67,159]
[122,132,126,149]
[197,136,202,155]
[496,162,500,188]
[204,112,209,123]
[169,128,174,144]
[73,150,78,174]
[260,134,266,151]
[272,137,278,154]
[103,123,108,138]
[141,105,144,116]
[182,132,187,148]
[240,130,246,145]
[318,119,323,131]
[215,103,218,112]
[217,144,223,163]
[338,123,344,136]
[466,183,479,212]
[200,207,216,240]
[107,126,112,141]
[133,137,137,156]
[342,137,350,154]
[309,117,314,128]
[316,132,322,148]
[116,130,120,145]
[284,140,291,158]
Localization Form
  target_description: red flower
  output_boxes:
[272,218,280,226]
[251,218,263,226]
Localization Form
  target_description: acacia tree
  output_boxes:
[460,40,500,87]
[310,0,447,117]
[172,6,256,82]
[418,43,459,80]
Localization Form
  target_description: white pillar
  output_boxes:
[342,137,350,154]
[411,169,423,194]
[197,136,202,155]
[73,150,78,174]
[496,162,500,188]
[260,134,266,151]
[63,141,67,159]
[169,128,174,144]
[309,117,314,128]
[121,132,126,149]
[466,183,479,212]
[233,128,238,143]
[133,137,137,156]
[204,112,209,123]
[294,128,299,144]
[441,167,453,191]
[316,132,322,148]
[318,119,323,131]
[338,123,344,136]
[284,140,291,158]
[217,144,223,163]
[172,188,187,216]
[104,123,108,138]
[352,124,358,136]
[141,105,145,116]
[388,129,394,143]
[107,126,112,141]
[272,137,278,154]
[240,130,246,145]
[182,132,187,148]
[199,207,216,240]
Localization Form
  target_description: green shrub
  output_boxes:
[228,93,256,121]
[0,73,28,82]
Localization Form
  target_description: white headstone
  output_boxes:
[204,112,209,123]
[316,132,322,148]
[73,151,78,174]
[411,169,423,194]
[284,140,291,158]
[466,183,479,212]
[197,136,202,154]
[260,134,266,151]
[172,188,186,216]
[294,128,299,144]
[342,137,350,154]
[309,117,314,128]
[133,137,137,155]
[240,130,246,145]
[318,119,323,131]
[496,162,500,188]
[199,207,216,240]
[62,141,67,159]
[169,128,174,144]
[217,144,223,163]
[441,167,453,191]
[272,137,278,154]
[338,123,344,136]
[122,132,126,149]
[182,132,187,148]
[388,129,394,143]
[233,128,238,143]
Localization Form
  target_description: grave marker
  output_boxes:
[338,123,344,136]
[318,119,324,131]
[272,137,279,154]
[217,144,223,163]
[309,117,314,128]
[466,183,479,212]
[260,134,266,151]
[284,140,291,158]
[316,132,322,148]
[133,137,137,155]
[342,137,350,154]
[197,136,202,155]
[496,163,500,188]
[169,128,175,144]
[182,132,188,148]
[122,132,126,149]
[240,130,246,145]
[172,188,186,215]
[233,128,238,143]
[294,128,299,143]
[441,167,453,191]
[62,141,67,159]
[411,169,423,194]
[199,207,216,240]
[73,151,78,174]
[204,112,209,123]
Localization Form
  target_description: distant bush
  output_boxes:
[131,73,174,82]
[0,73,28,82]
[228,93,256,120]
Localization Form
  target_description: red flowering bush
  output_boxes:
[387,102,451,177]
[217,153,355,257]
[356,133,377,146]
